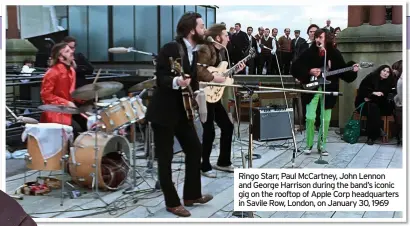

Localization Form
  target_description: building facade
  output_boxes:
[6,5,217,63]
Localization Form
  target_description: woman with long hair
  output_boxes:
[355,65,395,145]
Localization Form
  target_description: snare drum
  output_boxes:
[99,98,136,132]
[22,123,72,171]
[68,132,130,190]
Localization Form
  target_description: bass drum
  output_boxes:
[68,132,130,190]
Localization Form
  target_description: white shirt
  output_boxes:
[256,36,277,55]
[307,39,313,48]
[172,38,198,89]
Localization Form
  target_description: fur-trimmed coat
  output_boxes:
[291,44,357,109]
[196,44,226,82]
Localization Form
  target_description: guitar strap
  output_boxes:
[176,42,185,71]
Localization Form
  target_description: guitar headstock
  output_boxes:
[248,47,256,58]
[169,57,183,74]
[359,62,374,68]
[169,57,190,79]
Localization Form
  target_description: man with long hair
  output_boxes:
[292,29,359,155]
[196,24,245,178]
[145,12,213,217]
[40,42,83,137]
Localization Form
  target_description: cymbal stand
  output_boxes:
[59,113,69,206]
[124,120,153,194]
[91,91,108,205]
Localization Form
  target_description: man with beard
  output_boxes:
[291,29,359,156]
[62,36,94,133]
[293,24,319,130]
[196,24,246,178]
[145,12,213,217]
[40,42,84,138]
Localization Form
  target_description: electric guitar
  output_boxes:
[204,48,256,103]
[169,57,197,121]
[303,62,374,90]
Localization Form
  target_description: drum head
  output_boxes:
[101,135,131,190]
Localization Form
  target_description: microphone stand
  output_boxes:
[199,82,339,218]
[261,44,300,168]
[314,46,329,165]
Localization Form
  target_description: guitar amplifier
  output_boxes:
[252,107,294,141]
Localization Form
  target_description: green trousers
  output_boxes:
[305,89,332,150]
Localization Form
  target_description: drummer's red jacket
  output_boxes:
[40,63,76,126]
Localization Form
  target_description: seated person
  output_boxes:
[355,65,395,145]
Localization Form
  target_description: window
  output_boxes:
[135,6,158,61]
[113,6,135,62]
[206,7,215,28]
[160,6,173,47]
[68,6,88,57]
[185,5,196,13]
[362,6,370,24]
[386,6,392,23]
[173,5,185,35]
[88,6,109,61]
[197,6,206,22]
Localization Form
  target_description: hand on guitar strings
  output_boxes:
[310,68,322,77]
[352,64,360,72]
[177,75,191,87]
[234,62,246,74]
[212,72,226,83]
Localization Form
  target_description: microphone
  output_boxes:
[259,43,274,52]
[206,37,231,67]
[108,47,131,54]
[108,47,158,57]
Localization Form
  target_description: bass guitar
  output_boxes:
[303,62,374,90]
[169,57,197,121]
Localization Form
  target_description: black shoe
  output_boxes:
[366,139,375,145]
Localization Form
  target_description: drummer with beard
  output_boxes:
[40,42,84,138]
[145,12,213,217]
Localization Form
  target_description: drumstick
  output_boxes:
[6,106,19,121]
[93,68,102,84]
[80,113,88,119]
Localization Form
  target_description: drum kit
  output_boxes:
[19,77,158,206]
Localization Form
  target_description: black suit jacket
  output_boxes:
[230,30,250,62]
[74,52,94,88]
[291,37,306,61]
[291,44,357,109]
[145,40,198,127]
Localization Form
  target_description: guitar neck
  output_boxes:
[225,54,253,76]
[325,66,354,77]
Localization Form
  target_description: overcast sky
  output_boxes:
[216,5,348,39]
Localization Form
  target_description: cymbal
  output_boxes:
[17,116,39,124]
[72,82,124,100]
[129,78,156,92]
[38,105,81,114]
